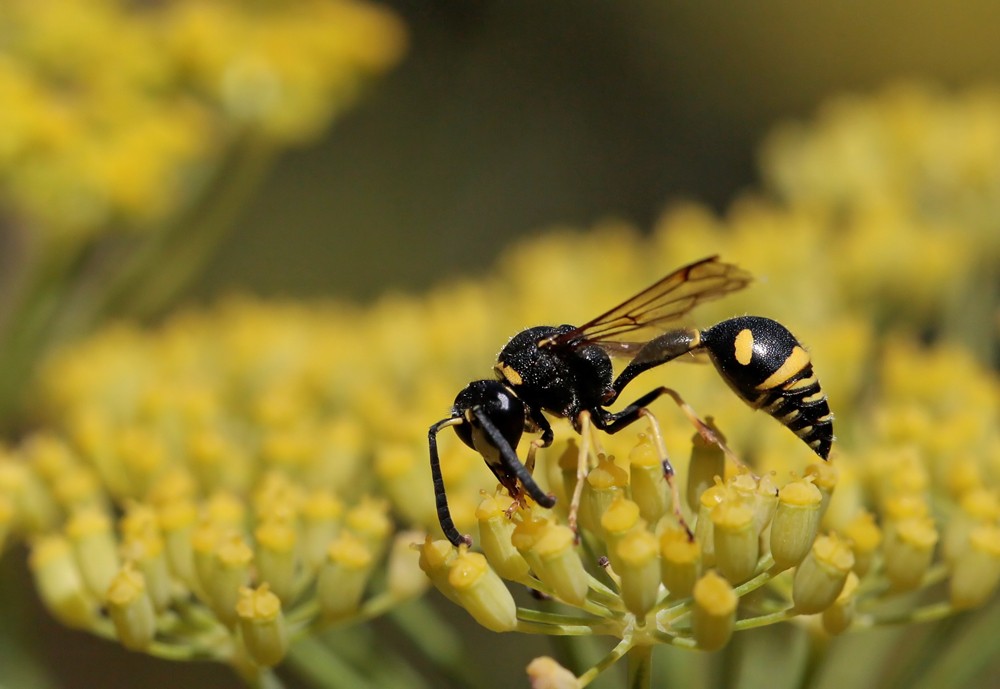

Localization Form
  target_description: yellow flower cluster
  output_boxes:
[0,300,434,676]
[421,330,998,653]
[0,0,404,240]
[0,82,997,686]
[760,82,1000,344]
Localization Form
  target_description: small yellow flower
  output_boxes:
[692,570,738,651]
[106,562,157,651]
[235,584,288,668]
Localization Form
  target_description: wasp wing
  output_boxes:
[539,256,752,352]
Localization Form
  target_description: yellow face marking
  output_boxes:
[757,346,811,390]
[494,363,523,387]
[734,328,755,366]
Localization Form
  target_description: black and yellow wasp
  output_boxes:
[429,256,833,546]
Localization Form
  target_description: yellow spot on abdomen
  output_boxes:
[757,346,811,390]
[734,329,755,366]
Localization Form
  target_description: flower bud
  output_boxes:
[711,496,758,584]
[841,511,881,577]
[207,533,254,626]
[942,488,999,563]
[254,513,299,603]
[692,570,737,651]
[236,584,289,667]
[579,456,628,535]
[66,508,121,598]
[694,483,726,568]
[513,519,588,606]
[527,656,580,689]
[949,524,1000,609]
[476,495,530,581]
[300,489,343,571]
[345,498,392,557]
[120,529,172,612]
[387,531,430,600]
[770,479,823,569]
[686,429,725,513]
[447,549,518,632]
[792,534,854,614]
[660,527,701,599]
[751,473,779,539]
[29,535,97,628]
[107,563,157,651]
[883,516,938,591]
[318,532,373,619]
[803,461,838,519]
[157,498,197,586]
[0,455,58,533]
[600,496,643,572]
[821,571,860,635]
[628,435,669,524]
[417,536,460,605]
[616,528,661,617]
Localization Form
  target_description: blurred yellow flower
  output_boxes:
[0,0,404,240]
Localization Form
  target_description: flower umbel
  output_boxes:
[0,82,997,689]
[0,301,432,682]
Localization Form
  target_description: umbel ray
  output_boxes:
[428,256,833,547]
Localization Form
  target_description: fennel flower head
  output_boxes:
[0,0,404,241]
[0,301,431,679]
[408,83,998,687]
[0,82,997,689]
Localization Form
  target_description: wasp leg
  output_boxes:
[567,410,594,540]
[598,386,745,470]
[429,417,471,547]
[472,407,556,511]
[528,406,555,448]
[637,408,693,540]
[524,408,554,476]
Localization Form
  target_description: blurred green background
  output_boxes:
[5,1,1000,688]
[198,0,1000,302]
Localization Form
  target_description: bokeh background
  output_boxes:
[3,2,1000,688]
[198,1,1000,301]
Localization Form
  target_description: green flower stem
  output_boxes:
[286,635,387,689]
[910,599,1000,689]
[626,643,653,689]
[733,607,796,631]
[386,601,494,689]
[516,607,613,628]
[731,554,778,595]
[517,574,620,618]
[66,132,275,332]
[515,617,616,636]
[577,637,633,687]
[245,669,287,689]
[859,600,955,627]
[0,237,90,430]
[649,629,697,649]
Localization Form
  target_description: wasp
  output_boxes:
[429,256,833,547]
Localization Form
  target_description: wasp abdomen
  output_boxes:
[700,316,833,459]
